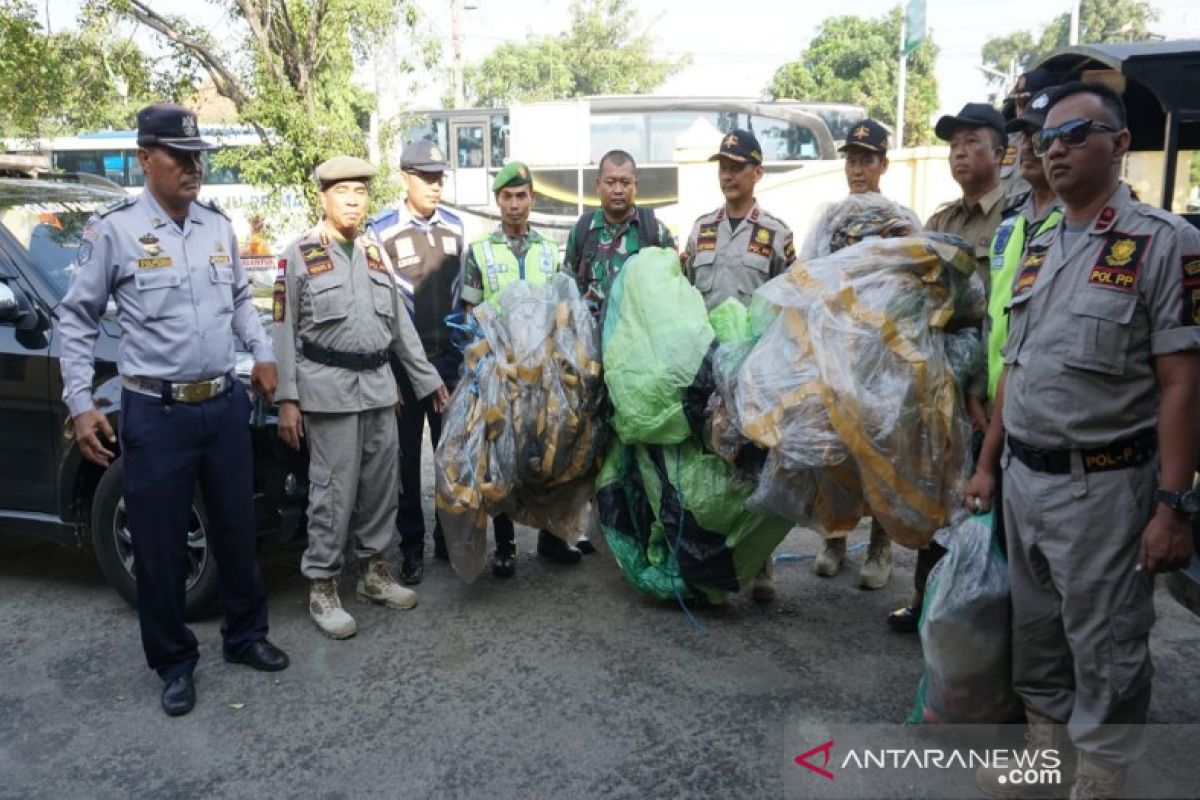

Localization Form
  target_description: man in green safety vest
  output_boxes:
[987,87,1063,403]
[461,161,583,576]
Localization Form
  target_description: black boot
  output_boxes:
[537,530,582,564]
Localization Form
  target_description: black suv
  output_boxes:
[0,177,308,618]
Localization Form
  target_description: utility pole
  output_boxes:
[1069,0,1081,46]
[451,0,465,109]
[896,13,907,150]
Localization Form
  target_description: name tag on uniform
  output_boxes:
[396,239,416,259]
[209,254,231,266]
[137,257,173,269]
[442,237,458,255]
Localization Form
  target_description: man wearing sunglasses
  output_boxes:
[1000,68,1059,204]
[367,139,465,586]
[967,82,1200,799]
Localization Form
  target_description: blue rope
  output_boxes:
[773,541,867,563]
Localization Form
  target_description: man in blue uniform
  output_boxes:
[367,140,466,585]
[58,103,289,717]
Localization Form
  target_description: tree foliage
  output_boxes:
[99,0,436,219]
[462,0,687,108]
[980,0,1158,90]
[767,8,939,147]
[0,0,160,138]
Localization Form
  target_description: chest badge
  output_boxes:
[139,233,162,256]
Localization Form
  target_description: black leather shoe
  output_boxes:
[537,530,582,564]
[887,605,920,634]
[400,557,424,585]
[491,550,516,578]
[224,639,290,672]
[161,675,195,717]
[577,537,596,555]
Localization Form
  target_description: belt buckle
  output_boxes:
[181,380,213,403]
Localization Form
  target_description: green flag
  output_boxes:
[904,0,926,55]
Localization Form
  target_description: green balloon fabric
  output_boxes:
[602,246,715,445]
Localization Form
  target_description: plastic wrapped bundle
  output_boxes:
[595,438,792,604]
[909,514,1023,724]
[712,234,983,547]
[599,256,791,602]
[435,273,608,582]
[801,192,924,260]
[602,246,716,445]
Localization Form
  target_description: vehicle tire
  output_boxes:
[91,456,221,620]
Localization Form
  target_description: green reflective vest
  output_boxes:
[987,206,1063,399]
[471,231,560,305]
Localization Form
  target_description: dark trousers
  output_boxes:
[396,365,445,562]
[493,514,515,551]
[120,381,268,680]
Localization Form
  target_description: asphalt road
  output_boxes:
[2,476,1199,798]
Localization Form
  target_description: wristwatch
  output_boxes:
[1156,488,1200,516]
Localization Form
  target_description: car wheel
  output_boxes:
[91,456,221,620]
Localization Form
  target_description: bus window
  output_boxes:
[455,124,485,168]
[203,152,242,185]
[747,115,819,161]
[590,113,646,164]
[53,151,104,181]
[491,115,508,167]
[647,111,720,163]
[127,151,145,187]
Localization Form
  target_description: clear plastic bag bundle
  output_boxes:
[711,234,984,547]
[909,513,1023,724]
[801,192,924,261]
[435,273,608,582]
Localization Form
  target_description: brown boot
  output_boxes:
[1069,752,1125,800]
[813,537,846,577]
[857,523,892,589]
[976,709,1074,798]
[356,554,418,610]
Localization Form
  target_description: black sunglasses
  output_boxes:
[404,170,445,186]
[1032,118,1120,157]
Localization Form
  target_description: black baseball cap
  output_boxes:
[934,103,1007,142]
[136,103,218,151]
[1005,88,1056,133]
[709,129,763,165]
[839,118,890,154]
[400,139,449,173]
[1009,68,1058,99]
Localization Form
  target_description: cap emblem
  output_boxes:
[851,124,871,140]
[1030,93,1049,110]
[430,146,444,162]
[723,133,738,148]
[181,114,198,137]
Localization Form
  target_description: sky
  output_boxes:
[44,0,1200,120]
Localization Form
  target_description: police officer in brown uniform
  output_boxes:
[683,128,796,600]
[273,156,448,639]
[888,102,1010,633]
[967,83,1200,799]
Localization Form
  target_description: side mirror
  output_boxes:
[0,280,42,331]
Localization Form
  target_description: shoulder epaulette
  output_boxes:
[1002,191,1030,218]
[757,208,793,232]
[437,206,463,226]
[367,208,397,231]
[97,196,136,217]
[195,197,230,220]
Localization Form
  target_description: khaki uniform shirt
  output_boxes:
[683,201,796,311]
[926,182,1007,292]
[1002,184,1200,449]
[273,223,441,413]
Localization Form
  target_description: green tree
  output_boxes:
[767,8,939,147]
[101,0,436,219]
[0,0,157,138]
[981,0,1158,90]
[462,0,687,108]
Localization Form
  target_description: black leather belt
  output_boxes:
[1007,431,1157,474]
[300,339,389,371]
